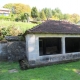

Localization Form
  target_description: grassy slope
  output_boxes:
[0,20,37,33]
[0,61,80,80]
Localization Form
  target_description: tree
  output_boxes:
[69,14,80,23]
[13,3,31,14]
[31,7,38,19]
[20,13,25,22]
[52,16,59,20]
[3,3,31,22]
[20,13,30,22]
[43,8,52,20]
[52,8,63,20]
[63,14,70,20]
[12,6,16,14]
[24,13,30,22]
[3,3,13,9]
[39,10,46,20]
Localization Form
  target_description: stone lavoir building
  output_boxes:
[24,20,80,67]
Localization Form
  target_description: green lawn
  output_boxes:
[0,61,80,80]
[0,20,37,33]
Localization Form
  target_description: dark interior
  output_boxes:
[39,37,61,56]
[65,38,80,53]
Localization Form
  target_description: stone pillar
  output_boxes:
[61,37,65,54]
[26,34,39,61]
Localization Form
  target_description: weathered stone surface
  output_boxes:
[28,53,80,67]
[0,42,7,61]
[7,41,26,61]
[0,41,26,61]
[5,36,21,41]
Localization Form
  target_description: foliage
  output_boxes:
[15,13,30,22]
[0,61,80,80]
[3,3,13,9]
[3,3,31,22]
[52,16,59,20]
[0,27,7,40]
[13,3,31,14]
[3,3,80,22]
[24,13,30,22]
[0,15,11,20]
[35,17,41,21]
[69,14,80,23]
[52,8,63,20]
[0,20,37,40]
[63,14,70,20]
[39,10,46,20]
[0,26,22,40]
[43,8,52,20]
[20,13,24,22]
[31,7,39,19]
[7,26,22,36]
[12,3,31,22]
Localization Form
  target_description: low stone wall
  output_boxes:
[29,53,80,67]
[0,41,26,61]
[0,42,7,61]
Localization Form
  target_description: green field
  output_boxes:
[0,61,80,80]
[0,20,37,33]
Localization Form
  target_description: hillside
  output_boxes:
[0,20,38,40]
[0,20,37,32]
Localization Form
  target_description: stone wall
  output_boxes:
[0,42,7,61]
[29,53,80,67]
[0,41,26,61]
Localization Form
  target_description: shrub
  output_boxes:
[0,25,22,41]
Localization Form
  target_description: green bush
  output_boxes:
[36,17,41,21]
[0,26,22,41]
[0,36,4,41]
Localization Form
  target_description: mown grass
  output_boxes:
[0,61,80,80]
[0,20,37,33]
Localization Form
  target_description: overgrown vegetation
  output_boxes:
[0,61,80,80]
[0,20,37,40]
